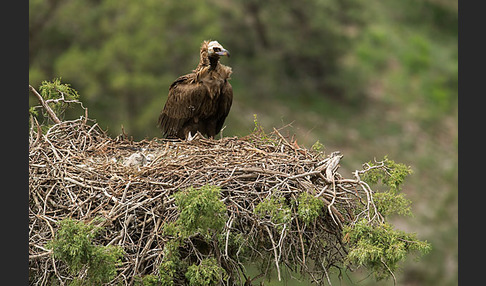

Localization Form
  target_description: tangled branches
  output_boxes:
[29,116,407,285]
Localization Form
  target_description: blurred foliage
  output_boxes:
[29,0,457,285]
[29,0,367,138]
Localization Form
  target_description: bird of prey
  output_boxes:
[158,40,233,140]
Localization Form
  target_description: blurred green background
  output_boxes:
[29,0,457,285]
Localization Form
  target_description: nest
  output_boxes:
[29,117,381,285]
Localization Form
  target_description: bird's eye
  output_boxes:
[213,47,221,52]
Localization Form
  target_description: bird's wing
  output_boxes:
[158,74,205,137]
[214,80,233,135]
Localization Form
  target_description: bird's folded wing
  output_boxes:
[214,81,233,134]
[219,80,233,119]
[158,74,205,136]
[166,75,208,117]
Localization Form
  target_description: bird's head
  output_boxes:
[207,40,230,58]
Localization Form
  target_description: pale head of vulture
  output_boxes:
[207,41,230,58]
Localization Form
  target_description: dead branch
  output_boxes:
[29,85,61,124]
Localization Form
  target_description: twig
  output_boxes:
[29,85,61,124]
[265,225,281,281]
[381,258,397,286]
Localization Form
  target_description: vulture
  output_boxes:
[158,40,233,139]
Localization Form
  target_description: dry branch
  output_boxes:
[29,85,61,124]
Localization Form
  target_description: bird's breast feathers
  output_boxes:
[196,69,230,99]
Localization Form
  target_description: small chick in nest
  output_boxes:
[123,152,154,168]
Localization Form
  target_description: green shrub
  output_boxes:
[255,195,291,231]
[47,218,124,285]
[185,258,227,286]
[344,219,431,281]
[343,157,430,281]
[150,185,229,284]
[296,192,325,224]
[38,78,80,119]
[360,156,414,217]
[172,184,227,239]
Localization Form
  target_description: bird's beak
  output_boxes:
[216,48,230,57]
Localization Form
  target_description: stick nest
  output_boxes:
[29,117,381,285]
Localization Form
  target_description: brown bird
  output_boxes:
[158,40,233,140]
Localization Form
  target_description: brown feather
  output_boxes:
[158,40,233,139]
